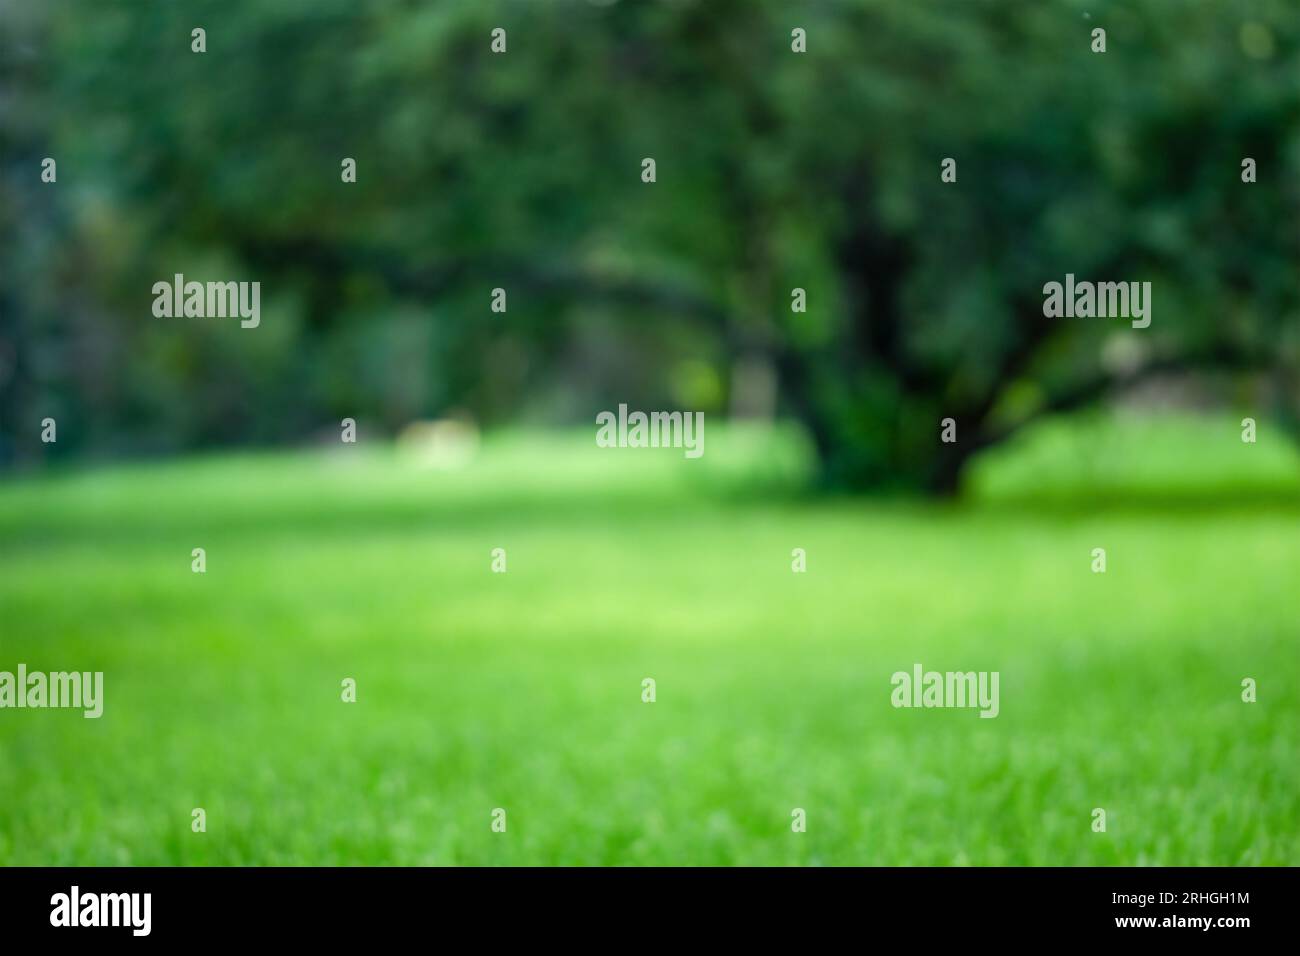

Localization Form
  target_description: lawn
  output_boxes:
[1,418,1297,865]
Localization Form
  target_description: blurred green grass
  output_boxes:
[0,417,1297,865]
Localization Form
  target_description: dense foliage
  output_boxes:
[3,0,1297,489]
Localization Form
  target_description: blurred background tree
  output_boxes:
[2,0,1297,491]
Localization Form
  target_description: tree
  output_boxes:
[4,0,1297,489]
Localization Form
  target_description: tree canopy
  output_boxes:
[3,0,1297,490]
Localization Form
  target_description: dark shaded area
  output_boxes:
[2,0,1297,491]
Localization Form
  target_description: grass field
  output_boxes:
[1,417,1298,865]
